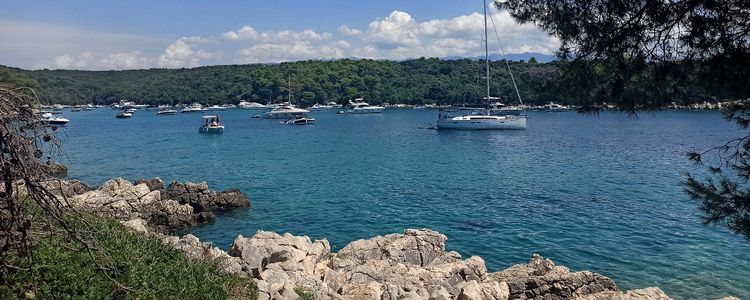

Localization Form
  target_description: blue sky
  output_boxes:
[0,0,558,70]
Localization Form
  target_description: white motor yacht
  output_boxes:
[238,101,269,110]
[181,103,205,113]
[543,102,571,112]
[263,103,310,119]
[309,103,333,110]
[157,108,177,115]
[207,105,226,111]
[327,101,343,108]
[348,98,385,114]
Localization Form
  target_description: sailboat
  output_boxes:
[436,1,527,130]
[263,77,310,119]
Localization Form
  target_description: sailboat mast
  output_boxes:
[288,76,292,103]
[483,0,490,103]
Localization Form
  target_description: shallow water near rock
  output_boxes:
[59,108,749,299]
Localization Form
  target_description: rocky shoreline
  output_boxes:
[46,178,674,299]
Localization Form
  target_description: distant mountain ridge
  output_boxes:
[443,52,556,63]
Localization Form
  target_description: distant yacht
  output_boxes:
[490,102,523,116]
[328,101,343,108]
[543,102,571,112]
[181,103,205,113]
[157,108,177,115]
[284,117,316,125]
[207,105,226,111]
[264,102,310,119]
[309,103,333,110]
[116,111,132,119]
[199,115,225,134]
[264,77,310,119]
[348,98,385,114]
[238,101,269,110]
[436,2,526,130]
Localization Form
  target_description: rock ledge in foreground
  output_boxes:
[116,224,673,300]
[50,177,249,232]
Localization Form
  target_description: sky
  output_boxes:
[0,0,559,70]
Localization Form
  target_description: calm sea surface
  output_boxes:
[57,108,748,299]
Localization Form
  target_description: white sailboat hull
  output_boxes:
[437,116,527,130]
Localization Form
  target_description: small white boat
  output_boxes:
[284,117,316,125]
[116,112,132,118]
[263,103,310,119]
[199,115,225,134]
[238,101,269,110]
[348,98,385,114]
[157,108,177,115]
[543,102,571,112]
[490,102,524,115]
[207,105,226,111]
[42,113,69,125]
[328,101,343,108]
[124,108,136,114]
[181,103,205,113]
[309,103,332,110]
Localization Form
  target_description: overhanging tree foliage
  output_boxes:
[496,0,750,113]
[496,0,750,238]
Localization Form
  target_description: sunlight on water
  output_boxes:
[59,108,749,299]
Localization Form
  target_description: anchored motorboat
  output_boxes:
[181,103,205,113]
[238,101,269,110]
[42,113,69,125]
[157,108,177,115]
[116,111,132,118]
[347,98,385,114]
[309,103,333,110]
[283,117,316,125]
[199,115,225,134]
[207,105,226,111]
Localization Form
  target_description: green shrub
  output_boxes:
[0,214,257,299]
[295,287,315,300]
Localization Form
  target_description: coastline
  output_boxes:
[43,177,680,300]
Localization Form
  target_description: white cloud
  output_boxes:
[349,9,558,60]
[222,26,258,41]
[44,51,152,70]
[10,7,557,70]
[258,29,332,43]
[0,20,165,69]
[100,51,152,69]
[337,25,362,36]
[365,11,421,49]
[158,37,218,68]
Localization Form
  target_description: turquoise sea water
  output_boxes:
[58,108,748,299]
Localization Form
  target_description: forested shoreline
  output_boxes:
[0,57,741,107]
